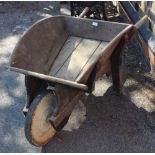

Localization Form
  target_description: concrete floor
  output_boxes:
[0,2,155,153]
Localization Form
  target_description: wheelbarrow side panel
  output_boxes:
[10,16,69,74]
[76,25,134,83]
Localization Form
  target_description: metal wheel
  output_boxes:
[25,90,57,146]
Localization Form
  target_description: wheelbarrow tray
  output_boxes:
[10,15,133,90]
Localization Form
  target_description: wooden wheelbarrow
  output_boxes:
[10,15,148,146]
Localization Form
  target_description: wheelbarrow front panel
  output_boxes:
[64,16,129,42]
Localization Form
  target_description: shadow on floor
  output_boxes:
[42,84,155,153]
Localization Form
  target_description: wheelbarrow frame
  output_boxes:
[9,15,148,146]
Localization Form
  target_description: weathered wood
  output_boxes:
[10,67,88,91]
[76,24,133,83]
[85,64,98,93]
[49,36,82,76]
[10,16,130,76]
[10,16,68,74]
[10,16,136,88]
[76,41,109,82]
[111,37,125,94]
[134,15,148,29]
[24,75,47,108]
[79,7,89,18]
[76,17,146,84]
[55,38,101,81]
[64,16,129,42]
[50,85,83,128]
[25,91,57,146]
[95,59,111,80]
[10,15,154,146]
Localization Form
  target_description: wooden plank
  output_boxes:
[9,67,88,91]
[76,41,109,82]
[55,38,101,81]
[49,36,82,76]
[64,16,129,42]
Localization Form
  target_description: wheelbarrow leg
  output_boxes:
[111,38,125,94]
[23,75,47,115]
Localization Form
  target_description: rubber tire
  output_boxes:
[25,90,57,147]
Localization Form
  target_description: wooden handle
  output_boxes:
[79,7,89,18]
[134,15,148,29]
